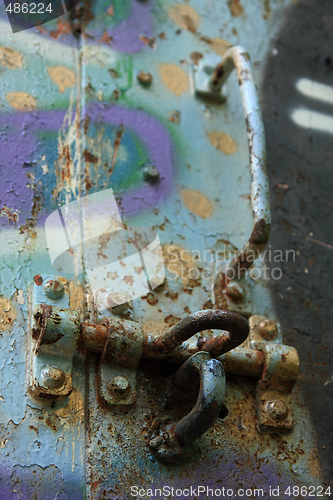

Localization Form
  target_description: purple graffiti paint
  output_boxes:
[0,104,174,226]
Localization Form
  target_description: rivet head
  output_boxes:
[266,399,288,421]
[225,281,245,302]
[137,71,153,86]
[108,376,129,396]
[41,366,66,389]
[257,318,278,340]
[44,280,64,300]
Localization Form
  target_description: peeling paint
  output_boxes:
[0,46,22,69]
[47,66,76,93]
[168,4,200,32]
[160,63,188,96]
[207,131,237,155]
[5,92,36,111]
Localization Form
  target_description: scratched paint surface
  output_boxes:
[0,0,330,498]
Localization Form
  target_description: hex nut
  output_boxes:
[257,318,278,340]
[44,279,65,300]
[266,399,288,421]
[41,366,66,390]
[108,376,130,396]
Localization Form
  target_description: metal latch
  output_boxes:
[28,274,299,464]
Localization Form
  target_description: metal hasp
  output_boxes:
[192,46,271,288]
[149,352,226,465]
[29,275,81,399]
[248,315,299,431]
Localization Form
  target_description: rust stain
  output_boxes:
[0,46,22,69]
[83,149,98,163]
[0,205,19,223]
[207,131,237,155]
[228,0,244,16]
[0,298,16,332]
[164,314,182,326]
[47,66,76,93]
[168,4,199,32]
[110,124,124,173]
[181,189,213,219]
[160,64,188,96]
[6,92,36,111]
[49,19,71,38]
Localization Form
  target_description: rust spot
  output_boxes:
[123,275,134,285]
[83,149,98,163]
[100,30,113,45]
[110,124,124,174]
[164,315,181,326]
[50,19,71,39]
[228,0,244,16]
[34,275,43,286]
[145,293,159,306]
[165,291,179,301]
[249,218,270,245]
[139,36,156,48]
[0,205,19,223]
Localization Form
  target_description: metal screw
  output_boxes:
[105,292,132,317]
[137,71,153,86]
[257,318,278,340]
[108,376,129,396]
[41,366,66,389]
[225,281,245,302]
[44,279,64,300]
[266,399,288,421]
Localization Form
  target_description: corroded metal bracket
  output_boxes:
[249,315,299,431]
[29,275,80,399]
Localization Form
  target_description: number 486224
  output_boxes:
[6,3,53,14]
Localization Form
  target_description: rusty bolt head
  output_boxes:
[257,318,278,340]
[41,366,66,390]
[108,376,129,397]
[44,280,64,300]
[149,436,163,450]
[266,399,288,421]
[225,281,245,302]
[137,71,153,86]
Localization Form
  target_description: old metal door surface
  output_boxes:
[0,0,332,498]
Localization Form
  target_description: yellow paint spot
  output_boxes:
[207,131,237,155]
[47,66,76,93]
[160,64,188,96]
[6,92,36,111]
[168,4,200,32]
[181,189,213,219]
[228,0,244,16]
[0,46,22,69]
[210,37,231,57]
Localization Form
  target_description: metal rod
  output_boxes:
[210,46,271,277]
[142,309,249,356]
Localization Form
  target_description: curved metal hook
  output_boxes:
[143,309,249,358]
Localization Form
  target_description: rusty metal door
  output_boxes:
[0,0,332,498]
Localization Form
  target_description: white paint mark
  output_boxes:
[291,108,333,134]
[296,78,333,105]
